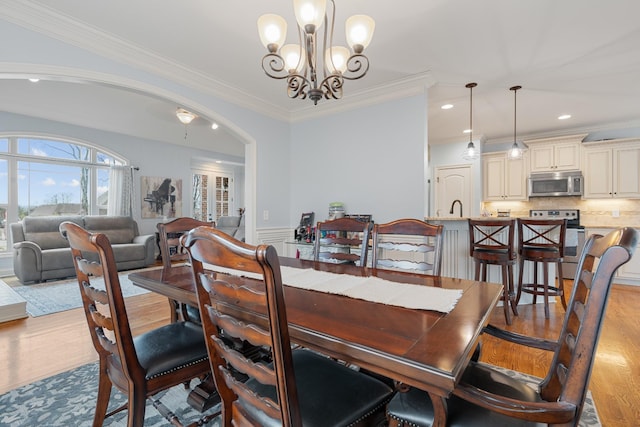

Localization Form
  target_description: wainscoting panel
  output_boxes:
[256,228,294,257]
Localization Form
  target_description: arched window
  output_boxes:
[0,136,128,253]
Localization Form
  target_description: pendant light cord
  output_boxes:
[466,82,477,144]
[510,85,522,144]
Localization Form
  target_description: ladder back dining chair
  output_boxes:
[183,226,395,427]
[372,218,444,275]
[157,216,214,323]
[314,217,373,267]
[386,227,638,427]
[60,221,214,427]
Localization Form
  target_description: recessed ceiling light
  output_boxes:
[441,104,453,110]
[558,114,571,120]
[211,123,219,130]
[463,129,472,134]
[28,78,40,83]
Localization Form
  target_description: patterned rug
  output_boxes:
[0,362,221,427]
[7,268,156,317]
[0,362,601,427]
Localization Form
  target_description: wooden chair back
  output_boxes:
[517,218,566,257]
[468,219,516,262]
[157,217,214,323]
[60,221,212,426]
[450,227,639,424]
[157,217,214,279]
[539,227,637,406]
[183,226,301,426]
[60,221,138,374]
[372,219,444,275]
[314,217,372,266]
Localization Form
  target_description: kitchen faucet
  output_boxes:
[450,199,463,217]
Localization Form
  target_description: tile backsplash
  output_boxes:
[482,197,640,228]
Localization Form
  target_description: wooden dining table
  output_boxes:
[129,257,502,427]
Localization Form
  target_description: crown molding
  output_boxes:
[290,72,437,123]
[0,0,292,120]
[1,1,438,124]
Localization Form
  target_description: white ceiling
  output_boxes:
[2,0,640,148]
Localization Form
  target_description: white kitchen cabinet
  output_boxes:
[525,134,586,173]
[582,139,640,199]
[586,227,640,285]
[482,151,527,201]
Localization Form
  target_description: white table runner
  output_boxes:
[203,263,463,313]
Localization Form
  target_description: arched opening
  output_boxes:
[0,66,257,245]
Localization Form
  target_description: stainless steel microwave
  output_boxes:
[528,171,583,197]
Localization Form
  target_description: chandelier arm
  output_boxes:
[320,74,344,100]
[342,54,370,80]
[287,74,311,99]
[261,53,290,79]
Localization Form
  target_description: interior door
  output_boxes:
[434,165,472,218]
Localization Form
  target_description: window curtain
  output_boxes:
[108,165,135,216]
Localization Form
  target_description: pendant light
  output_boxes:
[508,85,523,160]
[462,82,479,161]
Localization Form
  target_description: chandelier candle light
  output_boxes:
[258,0,375,105]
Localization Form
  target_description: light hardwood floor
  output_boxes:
[0,282,638,426]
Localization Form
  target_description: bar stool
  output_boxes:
[468,219,518,325]
[516,218,567,318]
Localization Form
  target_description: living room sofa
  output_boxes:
[10,215,155,284]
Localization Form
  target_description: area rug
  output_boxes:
[0,362,221,427]
[0,361,601,427]
[9,269,157,317]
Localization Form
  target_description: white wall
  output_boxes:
[429,139,482,217]
[290,94,428,225]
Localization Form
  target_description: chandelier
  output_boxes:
[257,0,375,105]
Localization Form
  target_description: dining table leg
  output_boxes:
[428,392,448,427]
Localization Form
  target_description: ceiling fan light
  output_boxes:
[176,108,196,125]
[257,14,287,51]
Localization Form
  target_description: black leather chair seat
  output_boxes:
[241,349,394,427]
[133,321,208,379]
[387,362,546,427]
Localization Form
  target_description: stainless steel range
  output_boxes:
[529,209,585,279]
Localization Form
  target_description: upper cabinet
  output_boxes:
[482,151,528,201]
[583,138,640,199]
[525,134,586,173]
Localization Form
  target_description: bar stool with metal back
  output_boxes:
[468,219,519,325]
[516,218,567,318]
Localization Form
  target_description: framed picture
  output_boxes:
[141,176,183,219]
